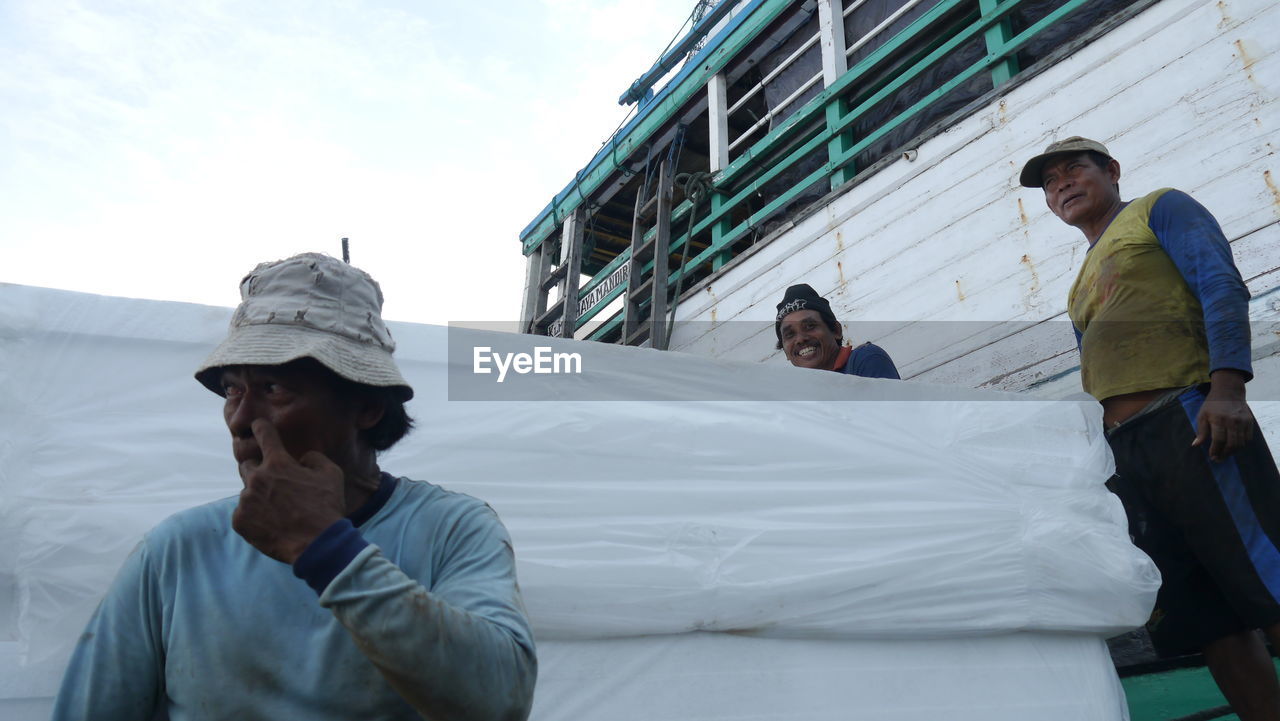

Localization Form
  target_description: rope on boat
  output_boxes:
[666,168,714,347]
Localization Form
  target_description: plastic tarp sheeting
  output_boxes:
[0,284,1157,719]
[537,632,1128,721]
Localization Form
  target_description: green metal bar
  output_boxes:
[578,249,629,298]
[655,0,1089,293]
[575,277,627,326]
[576,248,668,329]
[832,0,1092,170]
[979,0,1019,86]
[570,0,975,320]
[682,0,1022,244]
[575,0,1087,323]
[715,0,970,186]
[691,126,830,241]
[826,98,857,189]
[710,192,732,270]
[660,0,981,251]
[587,310,624,342]
[679,164,829,276]
[521,0,795,255]
[984,0,1088,77]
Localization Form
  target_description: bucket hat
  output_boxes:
[195,252,413,401]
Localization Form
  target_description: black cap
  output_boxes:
[775,284,838,341]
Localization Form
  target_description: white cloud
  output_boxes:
[0,0,706,324]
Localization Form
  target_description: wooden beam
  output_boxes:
[520,245,549,334]
[520,0,794,255]
[817,0,848,85]
[708,72,730,173]
[558,208,584,338]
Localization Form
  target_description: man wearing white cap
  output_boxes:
[1022,138,1280,719]
[53,253,537,720]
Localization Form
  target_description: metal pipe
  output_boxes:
[618,0,740,105]
[728,69,823,152]
[846,0,928,59]
[727,29,822,116]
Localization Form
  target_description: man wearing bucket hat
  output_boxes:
[54,253,537,721]
[1023,137,1280,718]
[775,283,900,378]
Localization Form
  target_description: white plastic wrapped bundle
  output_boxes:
[0,284,1157,719]
[407,327,1158,640]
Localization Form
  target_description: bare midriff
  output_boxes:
[1101,387,1182,428]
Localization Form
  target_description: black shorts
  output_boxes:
[1106,384,1280,656]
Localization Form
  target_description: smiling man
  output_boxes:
[53,253,537,721]
[775,283,899,378]
[1022,137,1280,720]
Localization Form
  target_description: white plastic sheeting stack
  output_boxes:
[0,284,1157,719]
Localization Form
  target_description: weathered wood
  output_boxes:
[666,0,1280,402]
[558,208,584,339]
[651,158,675,349]
[708,73,730,174]
[817,0,848,86]
[520,245,550,334]
[623,175,650,343]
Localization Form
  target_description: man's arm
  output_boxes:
[52,540,166,721]
[1149,189,1254,460]
[237,419,536,721]
[302,508,536,721]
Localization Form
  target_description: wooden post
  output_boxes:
[979,0,1019,87]
[651,159,674,349]
[558,207,584,339]
[708,73,729,174]
[817,0,848,85]
[519,245,549,334]
[820,0,856,189]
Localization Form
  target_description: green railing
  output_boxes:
[577,0,1096,341]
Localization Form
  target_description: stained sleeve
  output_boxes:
[849,343,902,380]
[1149,189,1253,378]
[317,503,537,721]
[51,540,167,721]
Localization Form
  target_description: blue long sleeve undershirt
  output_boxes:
[293,473,396,595]
[1148,189,1253,379]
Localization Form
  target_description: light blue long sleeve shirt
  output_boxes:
[52,475,537,721]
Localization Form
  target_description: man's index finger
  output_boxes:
[251,419,292,461]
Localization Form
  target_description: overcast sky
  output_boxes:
[0,0,698,324]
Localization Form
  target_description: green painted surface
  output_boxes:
[602,0,1051,316]
[1122,660,1280,721]
[520,0,794,254]
[980,0,1019,86]
[547,0,1109,330]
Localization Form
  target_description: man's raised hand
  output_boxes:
[232,419,346,564]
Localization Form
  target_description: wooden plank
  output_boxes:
[559,208,584,339]
[817,0,848,86]
[651,159,675,349]
[708,73,730,174]
[623,178,648,342]
[519,245,550,334]
[664,0,1279,398]
[520,0,795,255]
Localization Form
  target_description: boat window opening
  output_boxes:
[726,6,824,160]
[839,0,988,174]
